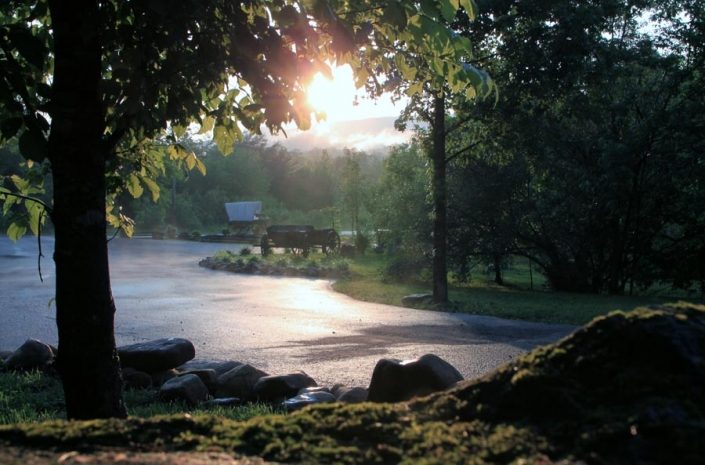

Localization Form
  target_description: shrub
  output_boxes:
[240,247,252,256]
[355,232,370,254]
[382,252,430,283]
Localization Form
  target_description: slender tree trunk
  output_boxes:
[493,254,503,285]
[49,0,127,419]
[431,94,448,303]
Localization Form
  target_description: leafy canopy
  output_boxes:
[0,0,489,238]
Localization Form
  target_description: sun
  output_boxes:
[306,65,358,123]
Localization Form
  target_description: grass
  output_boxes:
[333,254,701,325]
[0,371,279,425]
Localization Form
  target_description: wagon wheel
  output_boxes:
[260,234,270,256]
[325,231,341,255]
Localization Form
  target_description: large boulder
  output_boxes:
[121,367,152,390]
[177,360,242,377]
[401,293,433,307]
[215,364,268,399]
[178,369,218,392]
[159,374,209,405]
[252,371,317,402]
[118,338,195,373]
[335,386,369,403]
[368,354,463,402]
[5,339,54,371]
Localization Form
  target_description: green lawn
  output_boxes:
[0,370,279,425]
[333,254,700,326]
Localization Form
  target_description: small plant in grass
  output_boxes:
[240,247,251,256]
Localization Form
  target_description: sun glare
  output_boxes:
[306,64,403,123]
[307,66,357,123]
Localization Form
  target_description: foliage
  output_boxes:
[440,0,705,294]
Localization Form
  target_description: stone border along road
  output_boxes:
[0,236,575,387]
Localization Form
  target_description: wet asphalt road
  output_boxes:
[0,236,575,386]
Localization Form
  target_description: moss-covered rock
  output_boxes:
[1,304,703,465]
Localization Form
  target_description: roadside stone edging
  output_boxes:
[198,256,350,279]
[1,336,462,411]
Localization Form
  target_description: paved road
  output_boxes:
[0,236,574,387]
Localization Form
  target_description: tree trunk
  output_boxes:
[49,0,127,419]
[431,94,448,303]
[493,254,503,285]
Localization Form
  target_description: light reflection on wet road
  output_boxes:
[0,236,574,386]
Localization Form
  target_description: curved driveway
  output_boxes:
[0,236,574,387]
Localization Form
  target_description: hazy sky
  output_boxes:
[268,65,413,151]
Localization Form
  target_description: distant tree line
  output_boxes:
[121,138,384,236]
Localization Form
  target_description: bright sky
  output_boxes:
[271,64,411,150]
[307,64,402,122]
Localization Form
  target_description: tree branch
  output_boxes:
[446,140,481,163]
[0,190,53,214]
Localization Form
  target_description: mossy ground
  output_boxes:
[2,303,703,464]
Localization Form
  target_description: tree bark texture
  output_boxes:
[48,0,127,419]
[431,94,448,303]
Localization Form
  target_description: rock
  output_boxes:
[215,364,268,399]
[253,371,317,402]
[178,369,217,392]
[283,391,336,412]
[401,293,433,307]
[5,339,54,371]
[122,367,152,390]
[0,350,13,361]
[202,397,242,408]
[118,338,195,373]
[151,369,178,386]
[159,374,209,405]
[298,386,332,396]
[336,386,368,403]
[368,354,463,403]
[177,360,242,377]
[48,345,58,358]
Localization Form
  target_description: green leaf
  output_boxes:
[172,125,187,138]
[198,116,215,134]
[0,117,23,141]
[126,173,144,198]
[213,124,238,155]
[194,157,206,176]
[438,0,458,22]
[420,0,441,20]
[382,2,407,30]
[140,176,161,202]
[7,222,27,241]
[10,175,30,193]
[2,191,18,214]
[394,55,416,81]
[26,200,44,235]
[8,26,47,69]
[405,81,424,96]
[459,0,477,20]
[18,128,48,162]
